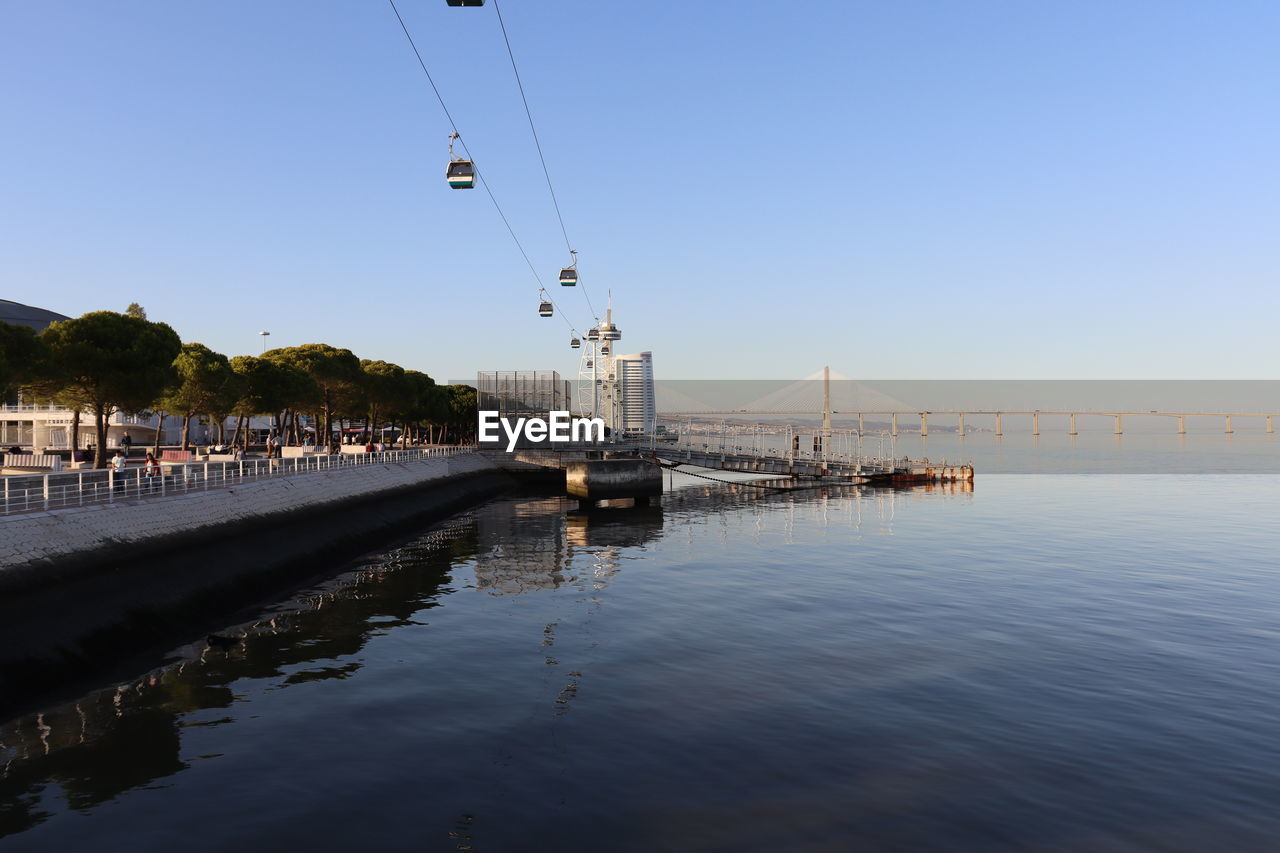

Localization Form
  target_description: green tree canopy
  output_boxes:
[0,321,45,397]
[231,355,314,419]
[358,359,412,431]
[159,343,236,449]
[39,311,181,467]
[403,370,443,425]
[265,344,360,445]
[444,384,478,443]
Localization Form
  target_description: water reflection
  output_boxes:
[0,481,955,842]
[472,497,665,594]
[0,517,475,837]
[662,477,972,542]
[567,504,664,580]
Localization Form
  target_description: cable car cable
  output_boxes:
[388,0,464,145]
[493,0,570,254]
[387,0,582,337]
[491,0,600,323]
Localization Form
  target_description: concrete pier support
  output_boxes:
[1032,412,1040,436]
[566,458,662,503]
[1268,416,1274,435]
[920,413,928,438]
[1069,413,1077,436]
[858,413,864,436]
[891,413,898,438]
[995,413,1003,437]
[1225,415,1233,434]
[1177,415,1186,435]
[957,412,965,438]
[1114,415,1123,436]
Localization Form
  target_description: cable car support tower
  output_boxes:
[577,295,622,429]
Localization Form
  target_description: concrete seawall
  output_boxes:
[0,452,517,713]
[0,453,498,589]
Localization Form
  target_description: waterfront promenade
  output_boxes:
[0,447,485,581]
[0,446,475,517]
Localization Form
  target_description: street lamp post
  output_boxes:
[258,332,273,444]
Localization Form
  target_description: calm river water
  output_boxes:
[3,472,1280,851]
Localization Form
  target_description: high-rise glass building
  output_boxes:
[614,352,656,436]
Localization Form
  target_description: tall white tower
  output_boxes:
[577,298,623,433]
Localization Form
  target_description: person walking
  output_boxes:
[120,432,133,456]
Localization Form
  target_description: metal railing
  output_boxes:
[0,446,477,518]
[0,404,153,422]
[0,404,62,412]
[660,443,901,473]
[665,425,902,470]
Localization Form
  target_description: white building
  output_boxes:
[0,402,170,452]
[0,299,212,451]
[614,351,656,436]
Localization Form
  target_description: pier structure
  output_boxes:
[487,429,972,490]
[649,444,972,486]
[645,415,968,484]
[566,458,662,508]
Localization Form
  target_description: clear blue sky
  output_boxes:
[2,1,1277,380]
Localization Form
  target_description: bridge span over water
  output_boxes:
[658,410,1279,437]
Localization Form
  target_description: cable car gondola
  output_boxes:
[600,344,611,356]
[445,1,484,6]
[570,337,580,349]
[586,328,600,342]
[446,160,474,189]
[538,301,553,318]
[559,250,578,286]
[446,133,474,189]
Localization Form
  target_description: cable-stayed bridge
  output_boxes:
[658,410,1277,437]
[655,370,1279,436]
